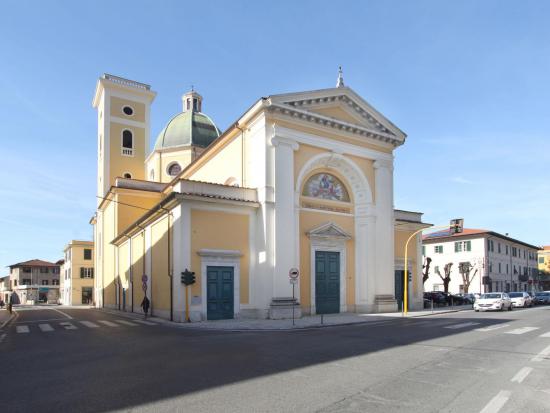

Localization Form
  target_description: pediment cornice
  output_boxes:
[307,222,352,240]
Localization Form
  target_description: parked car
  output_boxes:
[533,292,550,305]
[456,293,475,304]
[474,292,513,312]
[509,292,532,308]
[438,291,465,305]
[424,292,447,305]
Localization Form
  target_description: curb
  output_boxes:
[0,310,17,330]
[95,307,472,332]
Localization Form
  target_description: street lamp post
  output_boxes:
[403,218,463,315]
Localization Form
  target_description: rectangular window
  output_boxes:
[434,265,439,274]
[22,278,31,285]
[506,245,509,255]
[540,257,545,263]
[498,243,501,254]
[435,245,443,254]
[498,263,501,273]
[489,262,493,273]
[506,264,509,274]
[84,249,92,260]
[465,241,472,252]
[455,242,462,253]
[80,268,94,278]
[41,280,49,285]
[52,279,59,286]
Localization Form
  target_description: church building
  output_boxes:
[91,71,429,322]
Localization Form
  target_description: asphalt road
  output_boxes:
[1,305,549,413]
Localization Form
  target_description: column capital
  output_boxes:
[271,135,299,151]
[373,158,393,171]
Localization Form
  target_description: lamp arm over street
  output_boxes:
[403,219,463,315]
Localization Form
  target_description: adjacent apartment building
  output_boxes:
[61,241,94,305]
[423,229,540,294]
[6,259,61,304]
[538,246,550,290]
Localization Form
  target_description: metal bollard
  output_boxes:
[431,299,434,313]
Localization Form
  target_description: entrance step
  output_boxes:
[269,297,302,320]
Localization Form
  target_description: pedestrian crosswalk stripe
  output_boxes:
[115,319,138,326]
[505,327,539,335]
[444,322,480,329]
[98,320,119,327]
[80,321,100,328]
[60,322,77,330]
[475,324,510,332]
[539,332,550,338]
[16,325,30,333]
[39,324,54,332]
[133,319,157,326]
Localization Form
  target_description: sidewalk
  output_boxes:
[99,304,473,331]
[0,309,16,329]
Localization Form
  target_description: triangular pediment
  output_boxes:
[307,222,352,240]
[268,86,406,144]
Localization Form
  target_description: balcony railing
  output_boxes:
[122,148,134,156]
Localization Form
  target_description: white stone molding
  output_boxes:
[295,152,373,205]
[270,135,300,151]
[307,225,349,315]
[272,125,393,162]
[197,249,242,321]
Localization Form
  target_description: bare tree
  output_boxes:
[459,261,477,294]
[436,263,453,293]
[422,257,432,284]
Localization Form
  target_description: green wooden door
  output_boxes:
[207,266,234,320]
[315,251,340,314]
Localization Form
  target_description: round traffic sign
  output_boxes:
[289,267,299,279]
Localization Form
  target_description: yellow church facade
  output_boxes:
[91,72,429,322]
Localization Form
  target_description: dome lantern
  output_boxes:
[182,87,202,113]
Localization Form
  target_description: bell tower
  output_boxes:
[92,74,156,203]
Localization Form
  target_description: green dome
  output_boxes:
[154,111,221,150]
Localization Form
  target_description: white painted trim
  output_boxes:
[111,116,146,128]
[198,251,241,320]
[121,104,135,118]
[273,125,393,161]
[299,207,353,217]
[309,239,347,315]
[166,161,182,177]
[197,249,243,258]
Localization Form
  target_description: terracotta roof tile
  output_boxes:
[8,259,59,268]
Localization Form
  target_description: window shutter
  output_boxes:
[466,241,471,251]
[91,268,94,279]
[455,242,459,252]
[80,268,84,278]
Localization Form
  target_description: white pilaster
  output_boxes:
[373,159,397,311]
[355,213,377,312]
[271,135,299,299]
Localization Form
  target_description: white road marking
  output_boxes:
[479,390,511,413]
[59,322,77,330]
[38,323,54,332]
[539,332,550,338]
[16,325,30,333]
[51,308,73,319]
[115,319,138,326]
[98,320,119,327]
[80,321,100,328]
[475,324,510,332]
[511,367,533,383]
[133,319,157,326]
[505,327,539,335]
[531,344,550,362]
[444,322,480,329]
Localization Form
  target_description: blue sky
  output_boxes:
[1,0,549,272]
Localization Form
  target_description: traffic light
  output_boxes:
[450,218,464,234]
[181,269,196,286]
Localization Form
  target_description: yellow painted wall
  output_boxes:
[309,106,363,125]
[151,216,171,313]
[102,203,117,307]
[109,122,145,183]
[188,133,243,185]
[131,233,145,310]
[110,97,146,123]
[190,210,250,304]
[299,210,355,308]
[69,243,94,305]
[115,191,163,235]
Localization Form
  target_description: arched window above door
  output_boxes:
[302,173,350,202]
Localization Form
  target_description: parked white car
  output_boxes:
[509,292,532,308]
[474,293,513,312]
